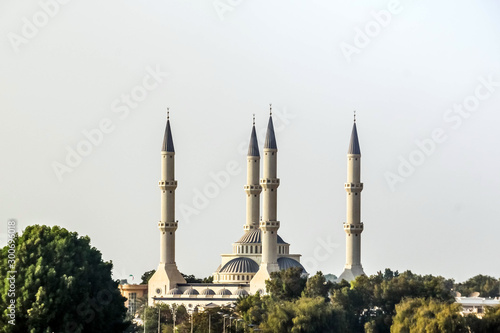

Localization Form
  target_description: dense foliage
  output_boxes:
[0,225,128,333]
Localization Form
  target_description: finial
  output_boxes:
[253,114,256,126]
[353,110,356,123]
[269,103,272,116]
[167,107,170,120]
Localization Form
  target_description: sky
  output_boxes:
[1,0,500,284]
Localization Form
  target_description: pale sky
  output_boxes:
[1,0,500,283]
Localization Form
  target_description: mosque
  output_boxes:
[146,110,365,307]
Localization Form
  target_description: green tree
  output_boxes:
[141,270,156,284]
[302,271,333,300]
[266,267,307,301]
[330,270,455,333]
[391,298,467,333]
[0,225,128,333]
[454,275,500,298]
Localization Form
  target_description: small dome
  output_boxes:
[277,257,307,273]
[236,229,286,244]
[234,289,249,296]
[200,288,215,296]
[167,288,182,295]
[220,258,259,274]
[183,288,199,296]
[217,288,232,296]
[256,288,265,295]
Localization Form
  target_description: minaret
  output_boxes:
[251,107,280,292]
[338,113,365,282]
[244,115,262,232]
[148,111,186,305]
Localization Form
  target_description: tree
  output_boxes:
[302,271,333,301]
[454,275,500,298]
[266,267,307,301]
[0,225,128,333]
[330,270,455,333]
[391,298,467,333]
[141,270,156,284]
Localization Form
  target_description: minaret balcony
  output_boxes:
[244,185,262,195]
[260,220,280,231]
[159,180,178,190]
[260,178,280,189]
[344,183,363,192]
[158,221,178,231]
[343,222,363,234]
[244,225,257,231]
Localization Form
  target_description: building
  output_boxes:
[147,110,366,306]
[119,283,148,315]
[456,294,500,318]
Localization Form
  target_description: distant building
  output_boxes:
[119,283,148,314]
[456,295,500,318]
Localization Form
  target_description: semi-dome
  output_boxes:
[183,288,199,296]
[216,288,232,296]
[277,257,307,273]
[234,289,249,296]
[220,257,259,273]
[167,288,182,295]
[236,229,286,244]
[200,288,216,296]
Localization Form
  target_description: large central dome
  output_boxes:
[236,229,287,244]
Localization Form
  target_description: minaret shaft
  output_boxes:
[149,117,186,305]
[261,148,280,264]
[245,124,262,231]
[339,121,365,282]
[160,151,177,265]
[245,156,261,231]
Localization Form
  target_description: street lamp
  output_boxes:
[158,306,161,333]
[223,314,230,333]
[170,304,178,333]
[217,312,226,333]
[229,317,235,332]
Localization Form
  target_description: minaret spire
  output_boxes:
[244,115,262,232]
[339,116,365,282]
[148,112,186,304]
[251,111,281,292]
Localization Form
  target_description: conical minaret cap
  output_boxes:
[162,119,175,152]
[248,125,260,157]
[348,122,361,155]
[264,116,277,149]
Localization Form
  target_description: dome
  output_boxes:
[220,257,259,274]
[216,288,232,296]
[234,289,249,296]
[200,288,215,296]
[277,257,307,273]
[236,229,286,244]
[183,288,199,296]
[167,288,182,295]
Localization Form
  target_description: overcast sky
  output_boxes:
[1,0,500,284]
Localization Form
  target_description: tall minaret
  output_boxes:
[148,111,186,305]
[251,107,280,292]
[338,114,365,282]
[244,115,262,232]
